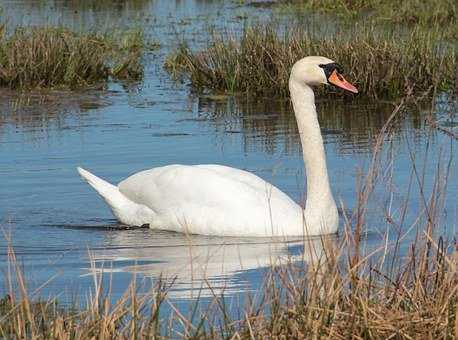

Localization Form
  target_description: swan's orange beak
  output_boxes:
[328,70,358,94]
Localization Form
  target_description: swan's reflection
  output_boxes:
[86,229,334,299]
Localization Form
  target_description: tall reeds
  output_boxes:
[165,24,456,99]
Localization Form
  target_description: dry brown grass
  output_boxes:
[1,230,455,338]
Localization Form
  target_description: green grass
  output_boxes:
[165,23,456,99]
[279,0,457,31]
[0,26,146,89]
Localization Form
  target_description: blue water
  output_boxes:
[0,0,456,306]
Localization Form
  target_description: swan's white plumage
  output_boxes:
[117,164,304,236]
[78,56,353,237]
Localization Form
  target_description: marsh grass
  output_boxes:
[165,23,457,99]
[0,100,456,339]
[0,26,145,89]
[1,223,456,338]
[279,0,457,30]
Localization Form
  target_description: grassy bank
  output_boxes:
[1,229,456,338]
[302,0,455,25]
[1,102,456,338]
[165,23,456,99]
[279,0,456,35]
[0,239,458,339]
[0,26,145,89]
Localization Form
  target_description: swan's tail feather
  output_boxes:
[77,167,156,227]
[77,167,118,199]
[77,167,129,217]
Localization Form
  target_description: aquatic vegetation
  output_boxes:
[165,23,457,99]
[273,0,457,41]
[1,102,456,338]
[279,0,457,29]
[0,26,145,89]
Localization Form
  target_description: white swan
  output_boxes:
[77,56,358,237]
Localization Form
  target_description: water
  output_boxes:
[0,0,456,307]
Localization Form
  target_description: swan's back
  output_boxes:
[118,164,304,236]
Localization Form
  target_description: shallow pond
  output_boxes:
[0,0,456,307]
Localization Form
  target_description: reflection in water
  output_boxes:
[88,230,331,299]
[195,95,429,155]
[0,89,113,141]
[3,0,243,33]
[0,85,433,156]
[3,0,153,29]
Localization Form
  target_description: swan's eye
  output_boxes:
[319,63,345,80]
[335,63,344,74]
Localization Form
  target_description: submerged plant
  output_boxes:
[165,23,456,99]
[0,26,145,89]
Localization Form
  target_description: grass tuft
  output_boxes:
[0,26,145,89]
[165,23,456,99]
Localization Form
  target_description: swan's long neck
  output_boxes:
[289,79,336,222]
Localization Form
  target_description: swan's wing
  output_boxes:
[195,164,276,192]
[118,164,302,236]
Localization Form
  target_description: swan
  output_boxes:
[77,56,358,237]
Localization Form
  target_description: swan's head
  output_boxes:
[290,56,358,93]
